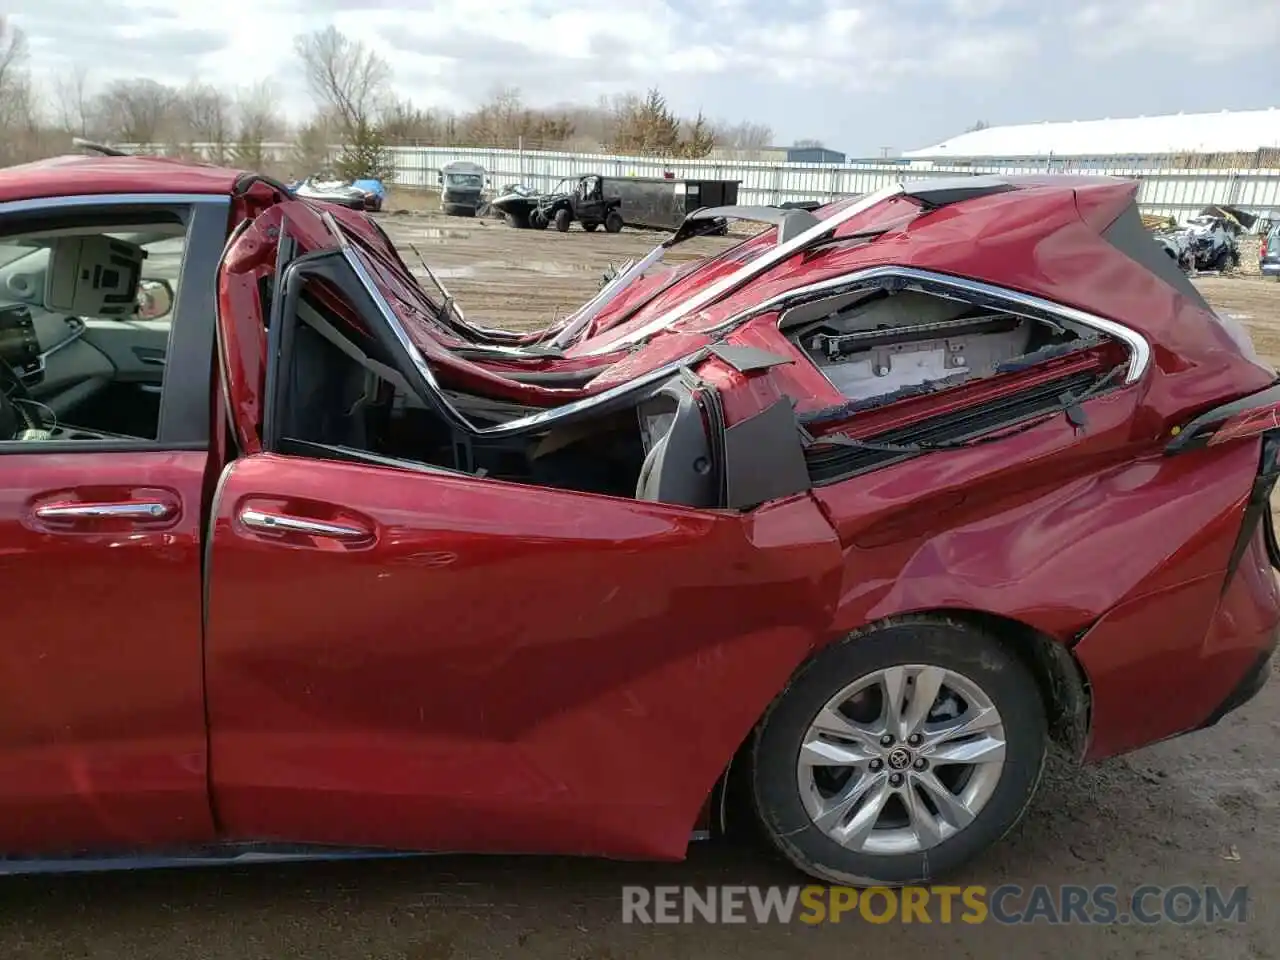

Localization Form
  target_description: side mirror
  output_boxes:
[136,278,175,321]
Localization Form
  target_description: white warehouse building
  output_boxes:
[904,108,1280,168]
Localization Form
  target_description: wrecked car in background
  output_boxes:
[291,174,386,212]
[0,160,1278,888]
[1153,204,1255,273]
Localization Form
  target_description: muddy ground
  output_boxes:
[2,209,1280,959]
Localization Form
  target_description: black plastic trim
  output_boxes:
[1221,433,1280,591]
[1196,647,1276,731]
[805,369,1102,484]
[708,343,795,373]
[157,198,231,446]
[900,175,1017,209]
[723,398,812,509]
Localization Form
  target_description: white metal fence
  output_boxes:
[121,142,1280,225]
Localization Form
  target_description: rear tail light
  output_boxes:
[1167,383,1280,454]
[1204,404,1280,446]
[1263,236,1269,258]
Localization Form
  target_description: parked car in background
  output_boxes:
[0,159,1277,888]
[290,174,385,211]
[1261,222,1280,280]
[351,178,387,212]
[437,161,488,217]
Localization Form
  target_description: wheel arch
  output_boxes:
[704,608,1091,840]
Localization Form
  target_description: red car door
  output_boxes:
[203,453,842,858]
[0,191,231,855]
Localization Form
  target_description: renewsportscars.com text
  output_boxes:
[620,884,1249,925]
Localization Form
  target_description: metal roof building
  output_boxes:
[905,108,1280,162]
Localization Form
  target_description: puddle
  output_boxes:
[412,227,471,241]
[431,266,478,279]
[414,259,598,281]
[523,260,596,276]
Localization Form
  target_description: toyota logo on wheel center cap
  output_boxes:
[887,747,913,770]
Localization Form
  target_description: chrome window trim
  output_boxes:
[573,183,909,357]
[339,239,710,439]
[715,265,1151,385]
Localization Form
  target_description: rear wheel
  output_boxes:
[749,618,1047,886]
[554,208,573,232]
[604,210,624,234]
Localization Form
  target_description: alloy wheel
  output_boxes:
[795,663,1007,856]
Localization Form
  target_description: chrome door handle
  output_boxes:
[239,508,370,540]
[35,501,173,520]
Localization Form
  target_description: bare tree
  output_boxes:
[94,77,177,144]
[708,119,773,153]
[178,81,232,161]
[233,79,284,170]
[293,26,390,135]
[0,17,46,164]
[0,16,30,129]
[53,64,92,136]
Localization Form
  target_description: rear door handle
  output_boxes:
[35,501,174,521]
[239,508,371,541]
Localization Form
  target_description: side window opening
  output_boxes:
[268,273,724,510]
[0,212,189,445]
[781,280,1128,482]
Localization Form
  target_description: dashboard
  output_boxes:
[0,303,91,391]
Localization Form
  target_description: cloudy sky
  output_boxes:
[8,0,1280,153]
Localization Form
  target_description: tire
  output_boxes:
[604,211,624,234]
[1214,249,1231,272]
[749,617,1047,886]
[554,208,572,232]
[530,211,548,230]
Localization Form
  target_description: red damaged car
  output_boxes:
[0,155,1277,886]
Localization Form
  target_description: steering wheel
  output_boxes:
[0,362,44,439]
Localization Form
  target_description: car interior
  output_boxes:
[0,220,182,443]
[260,252,734,509]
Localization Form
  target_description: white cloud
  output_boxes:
[1068,0,1280,62]
[5,0,1280,151]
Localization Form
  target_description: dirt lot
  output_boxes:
[2,209,1280,960]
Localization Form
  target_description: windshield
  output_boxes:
[0,238,42,271]
[445,173,483,189]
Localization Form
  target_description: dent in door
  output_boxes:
[205,454,843,859]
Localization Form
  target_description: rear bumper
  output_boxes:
[1196,442,1280,728]
[1261,262,1280,277]
[1075,434,1280,760]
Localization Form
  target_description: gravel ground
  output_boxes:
[2,208,1279,960]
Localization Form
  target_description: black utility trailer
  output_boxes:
[601,176,742,231]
